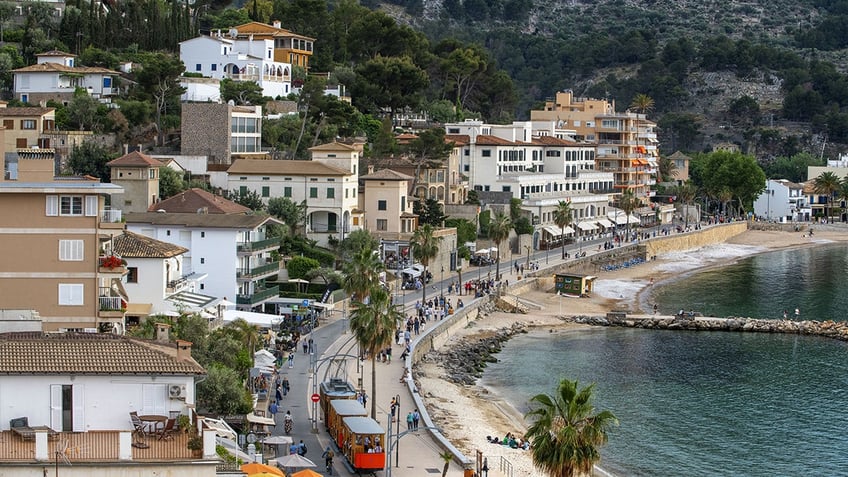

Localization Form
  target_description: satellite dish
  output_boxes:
[229,28,238,38]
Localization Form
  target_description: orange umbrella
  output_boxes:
[240,462,286,477]
[291,470,324,477]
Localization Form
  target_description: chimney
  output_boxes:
[367,165,374,174]
[272,20,281,29]
[176,339,193,361]
[155,323,171,342]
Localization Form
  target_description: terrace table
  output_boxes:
[138,415,167,435]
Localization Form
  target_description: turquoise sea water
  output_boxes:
[648,243,848,321]
[480,244,848,476]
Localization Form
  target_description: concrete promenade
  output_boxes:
[268,222,745,476]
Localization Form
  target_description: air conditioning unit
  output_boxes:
[169,384,187,400]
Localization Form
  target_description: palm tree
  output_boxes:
[525,379,618,477]
[618,189,640,239]
[674,183,698,229]
[657,156,678,183]
[553,201,573,260]
[487,212,511,281]
[717,187,733,217]
[629,93,655,115]
[439,450,454,477]
[348,286,403,419]
[226,318,261,355]
[813,171,841,223]
[342,245,384,304]
[411,224,442,303]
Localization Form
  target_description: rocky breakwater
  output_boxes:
[420,323,529,385]
[567,314,848,341]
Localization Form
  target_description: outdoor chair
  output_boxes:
[129,412,147,438]
[157,418,177,441]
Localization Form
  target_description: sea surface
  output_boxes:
[480,244,848,476]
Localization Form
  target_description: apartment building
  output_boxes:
[530,90,659,200]
[181,103,263,165]
[0,151,126,332]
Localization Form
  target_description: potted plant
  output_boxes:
[177,414,191,432]
[187,425,203,457]
[100,255,126,269]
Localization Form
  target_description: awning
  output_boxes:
[577,222,597,231]
[246,413,276,426]
[609,213,628,225]
[628,214,641,224]
[223,309,283,328]
[401,267,422,278]
[125,303,152,315]
[596,219,615,228]
[166,291,220,311]
[542,225,562,236]
[311,302,334,310]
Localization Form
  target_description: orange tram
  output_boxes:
[320,380,385,473]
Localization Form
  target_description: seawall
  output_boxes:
[572,313,848,341]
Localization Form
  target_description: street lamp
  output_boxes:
[394,395,400,467]
[482,458,489,477]
[440,266,444,297]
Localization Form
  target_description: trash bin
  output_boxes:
[464,469,475,477]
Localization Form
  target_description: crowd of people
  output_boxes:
[487,432,530,450]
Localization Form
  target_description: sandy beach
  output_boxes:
[415,228,848,477]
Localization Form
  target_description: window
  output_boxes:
[85,196,97,216]
[2,120,12,129]
[21,120,36,130]
[127,267,138,283]
[481,150,492,157]
[58,284,84,306]
[327,188,335,199]
[46,196,58,216]
[59,196,83,216]
[262,186,270,197]
[195,63,201,71]
[149,169,155,179]
[284,187,292,198]
[200,258,205,264]
[200,232,205,238]
[59,240,83,261]
[211,64,217,71]
[378,200,387,211]
[376,219,388,231]
[309,187,318,198]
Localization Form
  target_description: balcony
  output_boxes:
[98,255,128,275]
[166,272,202,295]
[236,260,282,281]
[237,237,280,254]
[99,208,123,230]
[226,73,291,83]
[236,285,280,306]
[0,429,197,462]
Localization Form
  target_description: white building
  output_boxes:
[0,330,218,475]
[444,120,616,250]
[753,179,810,222]
[111,231,214,320]
[179,34,292,102]
[12,50,120,104]
[125,197,283,312]
[225,142,362,246]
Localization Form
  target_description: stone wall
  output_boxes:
[643,222,747,257]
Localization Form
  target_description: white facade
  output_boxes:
[179,35,292,102]
[123,254,208,315]
[13,52,118,103]
[0,374,195,433]
[753,179,810,222]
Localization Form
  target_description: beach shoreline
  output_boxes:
[414,228,848,477]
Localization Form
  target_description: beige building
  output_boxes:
[390,134,469,206]
[0,151,126,332]
[0,104,56,162]
[361,169,418,238]
[530,90,659,201]
[107,151,162,214]
[232,21,315,70]
[181,103,263,165]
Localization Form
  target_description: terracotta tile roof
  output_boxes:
[12,63,117,75]
[0,333,206,375]
[233,21,315,41]
[37,50,75,57]
[149,188,251,214]
[127,212,281,229]
[475,134,524,146]
[361,169,413,181]
[308,141,357,152]
[0,107,54,117]
[107,151,163,168]
[227,159,349,176]
[112,231,188,258]
[445,134,469,146]
[532,135,580,146]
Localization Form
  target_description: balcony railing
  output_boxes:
[236,261,281,280]
[101,208,122,223]
[236,285,280,306]
[237,237,280,253]
[99,295,123,312]
[227,73,291,83]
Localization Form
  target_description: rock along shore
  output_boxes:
[569,313,848,341]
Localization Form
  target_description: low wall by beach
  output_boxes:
[571,313,848,341]
[643,222,747,257]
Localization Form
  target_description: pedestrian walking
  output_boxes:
[406,411,414,430]
[284,410,293,434]
[282,376,290,396]
[276,384,283,402]
[269,401,278,415]
[288,353,294,368]
[413,409,420,430]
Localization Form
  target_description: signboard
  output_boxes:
[302,299,310,307]
[311,393,320,403]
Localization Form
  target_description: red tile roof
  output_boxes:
[112,231,188,258]
[107,151,163,168]
[0,333,205,375]
[149,188,251,214]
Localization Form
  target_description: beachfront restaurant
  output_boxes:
[554,273,596,297]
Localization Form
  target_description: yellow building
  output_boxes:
[530,90,659,201]
[232,21,315,70]
[0,103,56,153]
